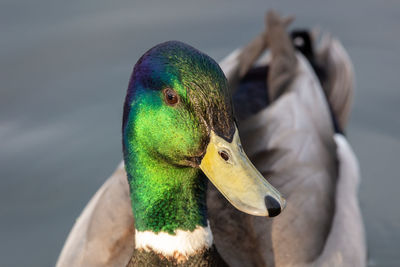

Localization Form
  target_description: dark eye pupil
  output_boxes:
[219,150,230,161]
[164,88,178,105]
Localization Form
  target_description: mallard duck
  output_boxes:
[57,11,366,267]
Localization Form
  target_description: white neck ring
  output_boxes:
[135,223,213,258]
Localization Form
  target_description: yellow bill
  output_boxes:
[200,127,286,217]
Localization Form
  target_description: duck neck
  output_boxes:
[125,148,220,263]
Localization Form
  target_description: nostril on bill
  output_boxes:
[218,150,230,161]
[264,195,281,217]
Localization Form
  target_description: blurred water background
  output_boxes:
[1,0,399,266]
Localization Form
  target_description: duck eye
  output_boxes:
[163,88,179,106]
[219,150,230,161]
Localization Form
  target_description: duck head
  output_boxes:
[123,41,285,234]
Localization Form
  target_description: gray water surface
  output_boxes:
[1,1,399,266]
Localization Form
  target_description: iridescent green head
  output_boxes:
[122,41,285,234]
[123,41,235,168]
